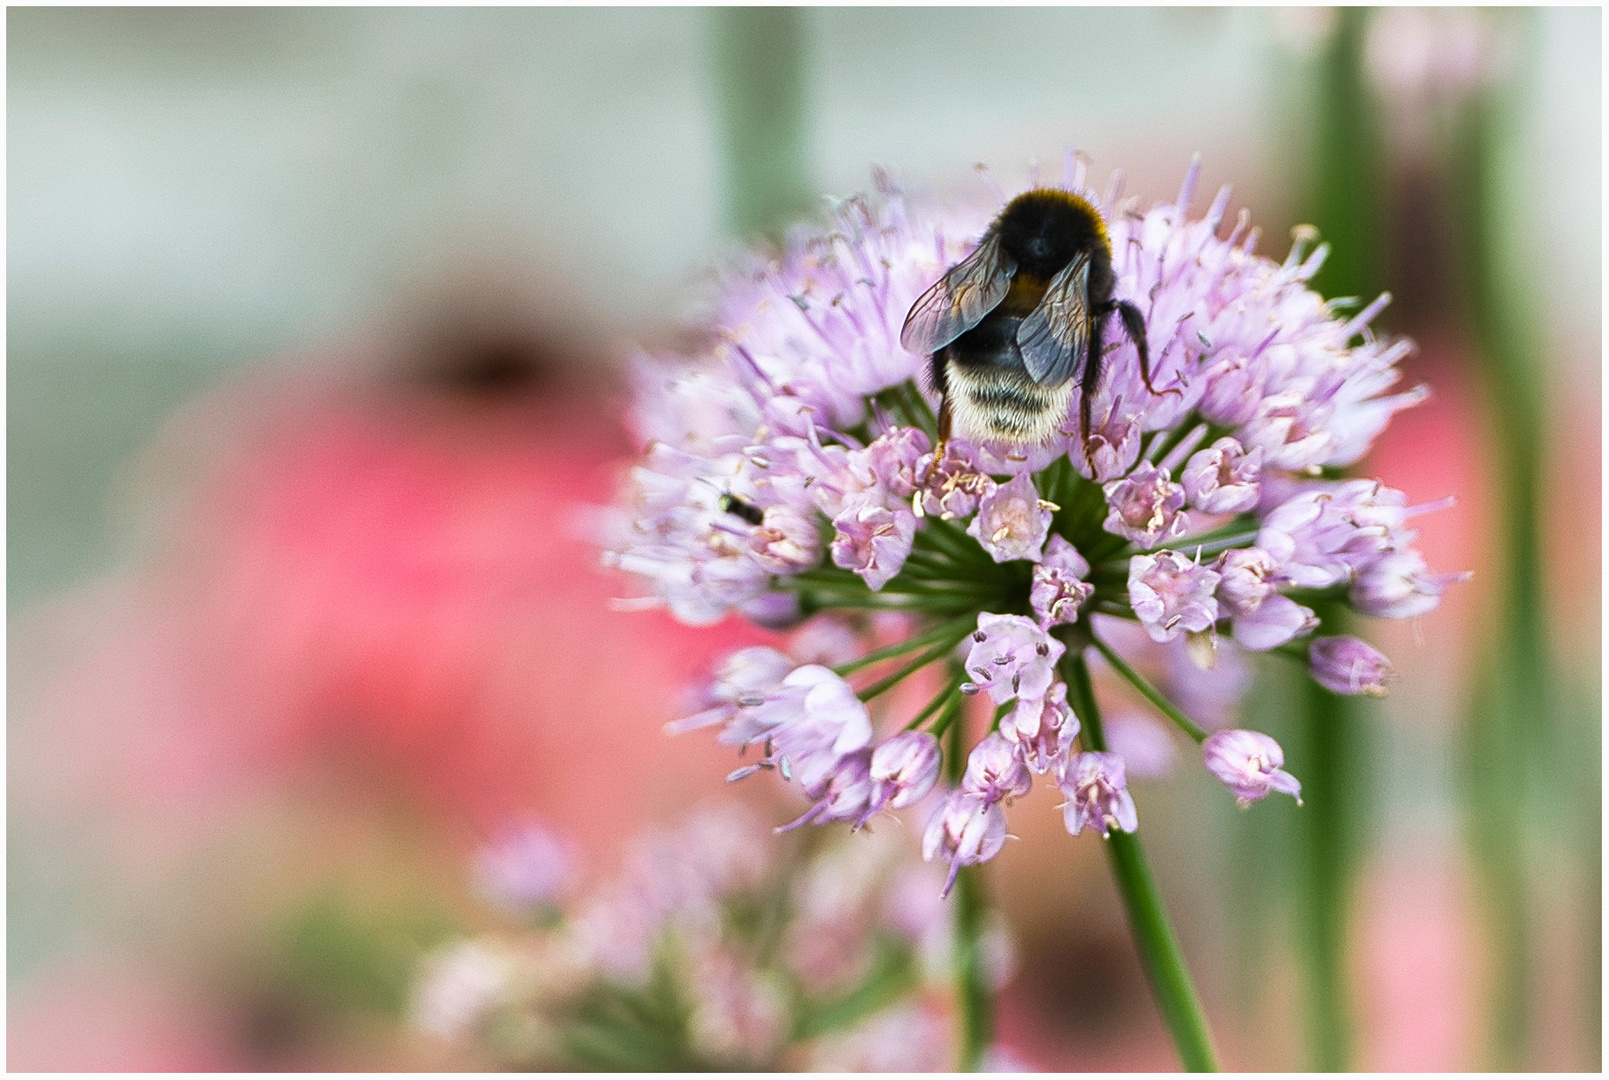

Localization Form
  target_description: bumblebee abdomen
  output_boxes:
[943,358,1074,446]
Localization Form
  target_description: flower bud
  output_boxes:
[1309,635,1395,696]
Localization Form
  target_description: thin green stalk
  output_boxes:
[1064,651,1219,1072]
[906,672,966,731]
[1088,632,1210,743]
[952,864,992,1071]
[856,631,973,703]
[833,614,977,676]
[1294,611,1357,1073]
[939,665,992,1070]
[915,519,990,565]
[929,681,966,741]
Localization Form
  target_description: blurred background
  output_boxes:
[8,7,1599,1071]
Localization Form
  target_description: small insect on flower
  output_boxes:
[900,187,1176,464]
[718,492,766,527]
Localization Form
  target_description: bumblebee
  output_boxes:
[900,187,1169,459]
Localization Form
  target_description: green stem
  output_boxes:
[708,8,813,238]
[1294,625,1357,1072]
[856,631,973,703]
[906,674,965,731]
[1087,632,1210,742]
[833,614,976,676]
[952,864,992,1071]
[1064,652,1219,1072]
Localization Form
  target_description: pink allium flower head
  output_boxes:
[1181,436,1264,514]
[1030,535,1095,629]
[473,820,577,915]
[1203,728,1303,807]
[962,613,1064,705]
[923,790,1008,898]
[998,680,1080,775]
[861,731,943,825]
[961,732,1033,805]
[1058,752,1139,838]
[1129,551,1222,643]
[1103,463,1187,547]
[1309,635,1397,696]
[620,154,1459,873]
[966,470,1052,563]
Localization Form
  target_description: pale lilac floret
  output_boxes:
[1309,635,1396,696]
[998,681,1080,775]
[1129,551,1221,644]
[1215,548,1318,651]
[831,503,917,590]
[960,733,1033,805]
[666,646,795,737]
[762,667,875,790]
[1350,548,1470,618]
[923,790,1008,898]
[1058,752,1139,838]
[1202,729,1303,807]
[1103,463,1187,547]
[473,821,577,915]
[715,665,872,790]
[1069,399,1143,482]
[1030,535,1095,629]
[1256,480,1422,590]
[864,427,932,500]
[860,732,943,825]
[967,471,1052,563]
[1180,437,1263,515]
[779,749,874,832]
[961,613,1064,705]
[748,503,821,574]
[914,444,992,520]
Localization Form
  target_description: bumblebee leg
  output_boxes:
[1117,299,1179,398]
[1080,314,1105,473]
[922,394,953,487]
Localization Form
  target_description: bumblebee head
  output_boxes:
[996,189,1107,279]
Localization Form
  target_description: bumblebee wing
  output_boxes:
[1016,251,1090,385]
[899,231,1016,355]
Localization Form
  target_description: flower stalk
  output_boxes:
[1064,651,1219,1072]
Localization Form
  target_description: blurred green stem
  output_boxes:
[1449,14,1546,1067]
[943,676,993,1070]
[1063,650,1220,1072]
[1292,10,1384,1068]
[708,7,814,238]
[952,865,992,1071]
[1295,602,1358,1072]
